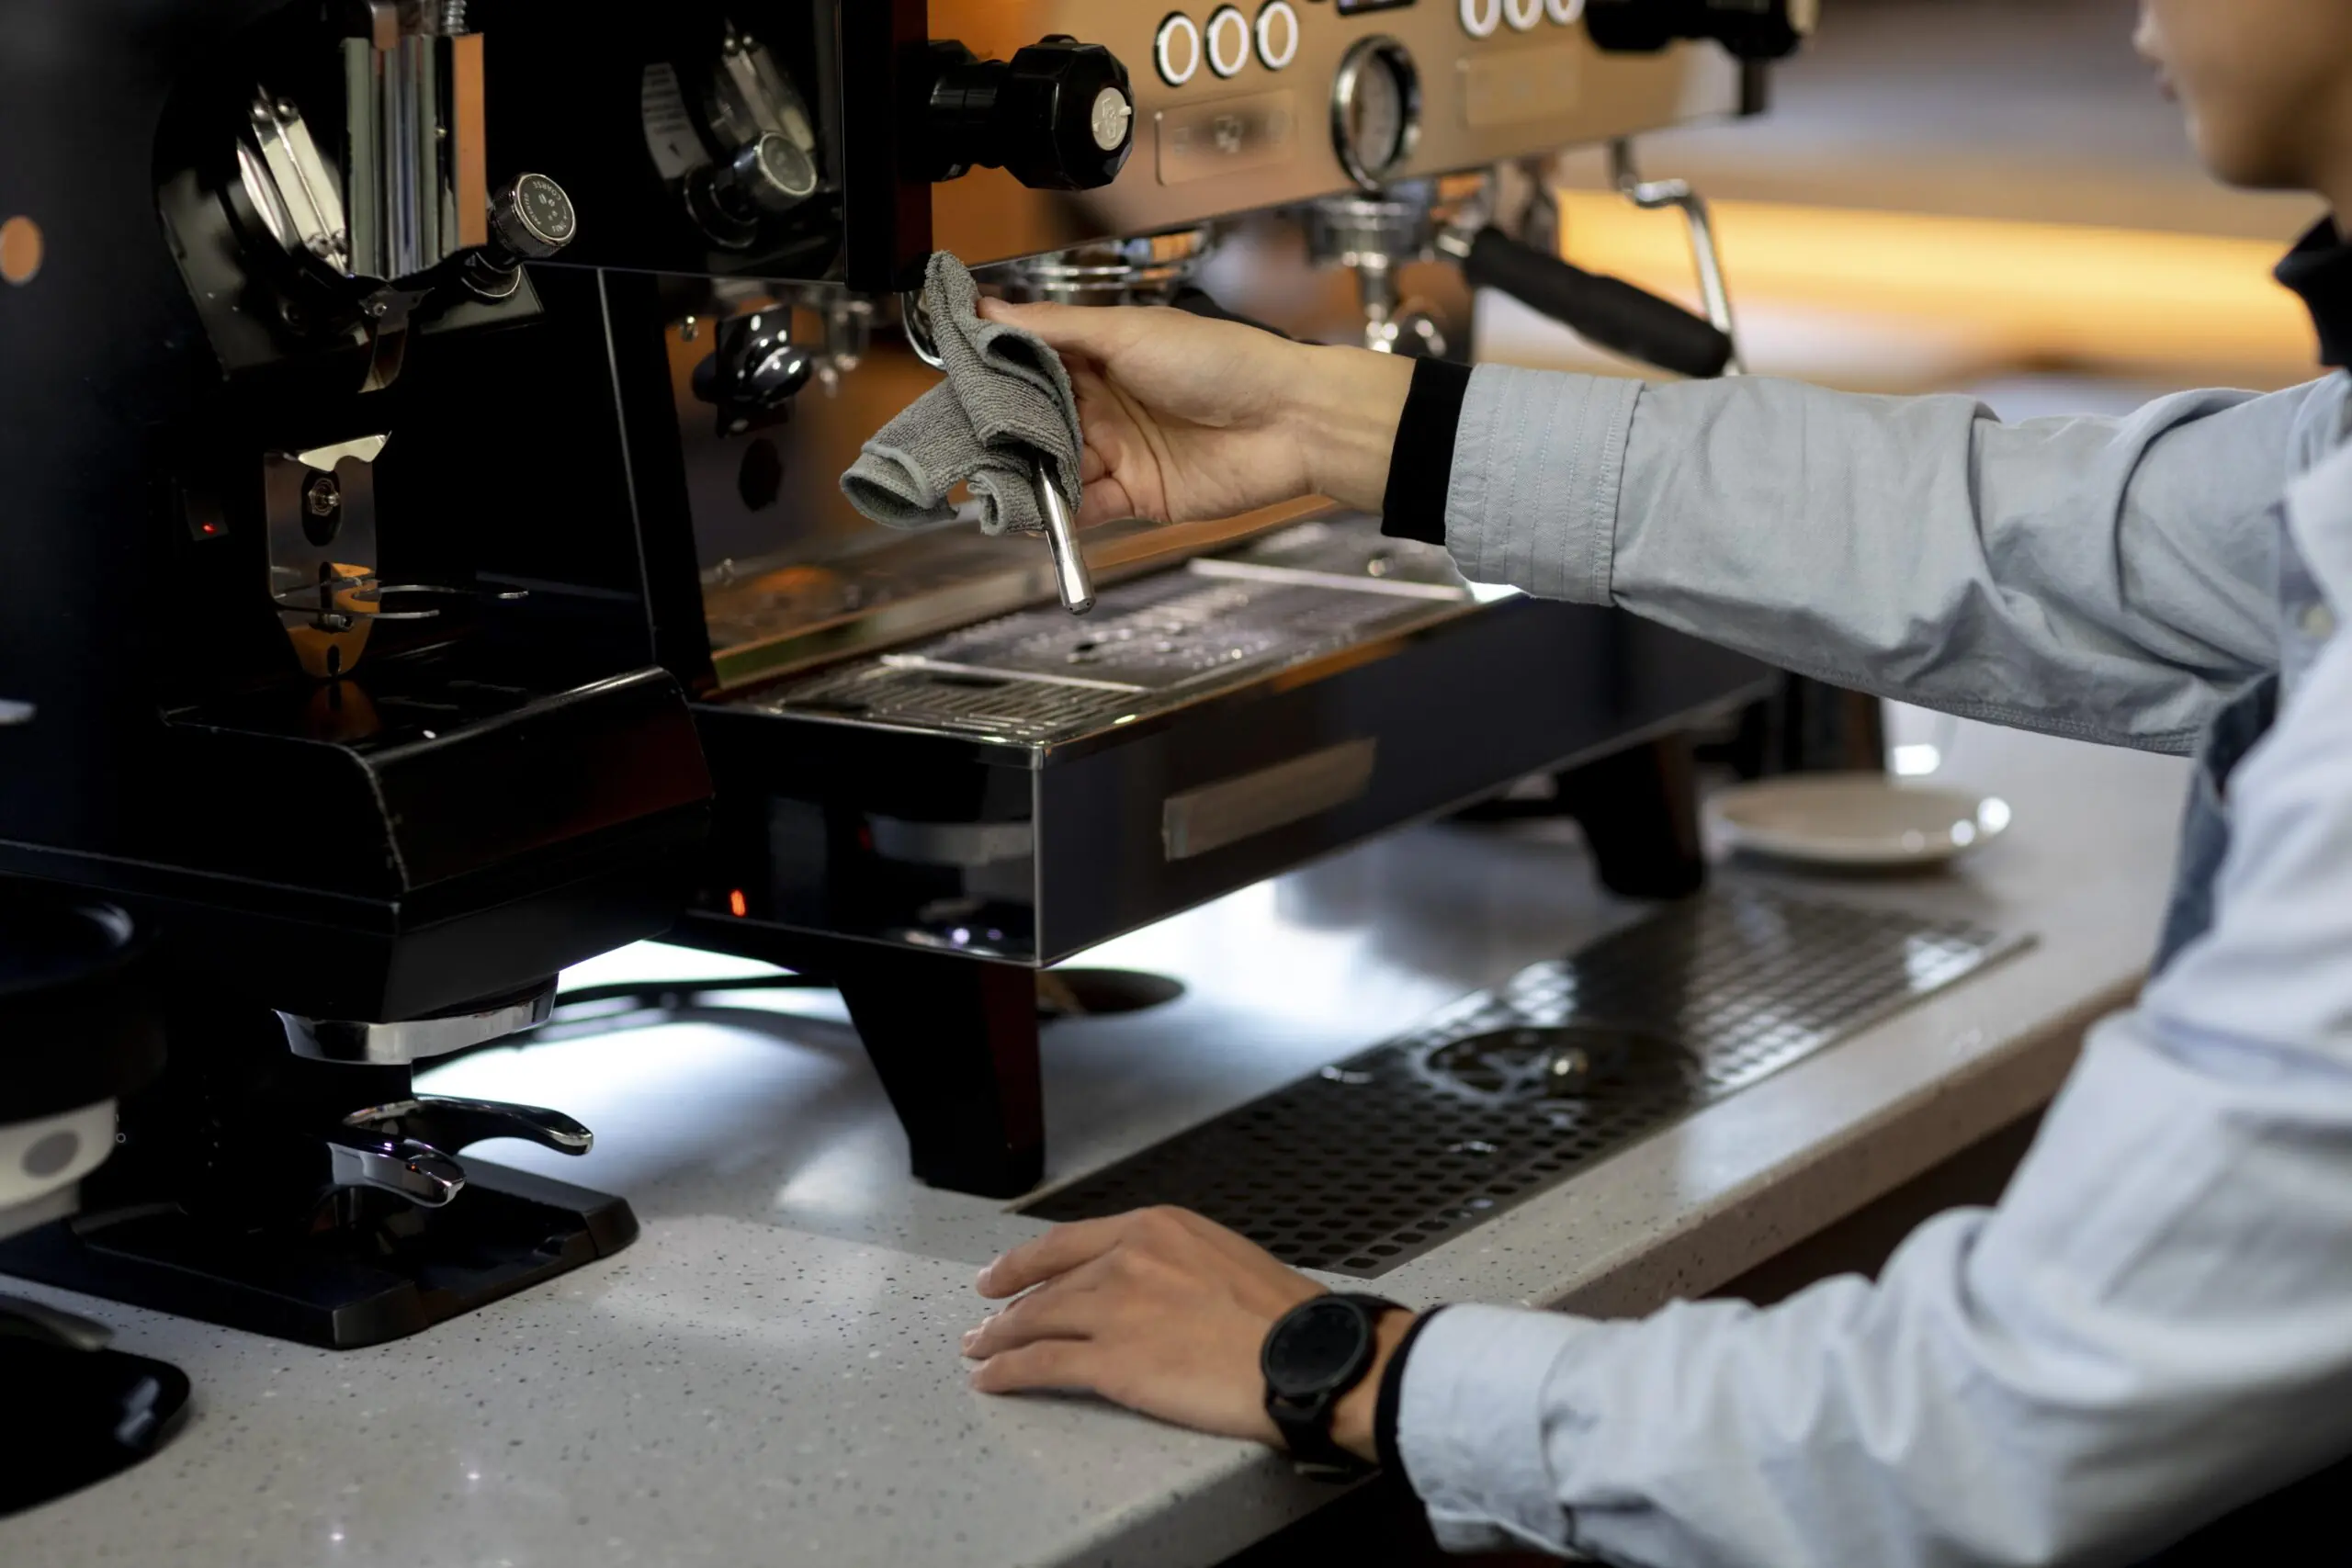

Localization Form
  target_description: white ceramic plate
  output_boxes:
[1708,773,2013,869]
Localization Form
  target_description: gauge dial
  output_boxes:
[1331,37,1421,191]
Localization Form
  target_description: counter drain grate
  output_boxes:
[1023,888,2030,1278]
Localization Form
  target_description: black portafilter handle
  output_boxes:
[1456,226,1734,381]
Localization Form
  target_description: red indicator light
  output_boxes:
[727,888,748,918]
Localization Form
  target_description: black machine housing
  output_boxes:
[0,0,713,1345]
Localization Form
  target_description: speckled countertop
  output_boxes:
[2,720,2188,1568]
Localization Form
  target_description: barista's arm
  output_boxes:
[1411,361,2307,751]
[988,299,2308,754]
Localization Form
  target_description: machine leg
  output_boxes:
[1714,675,1887,779]
[829,943,1046,1199]
[1558,734,1708,899]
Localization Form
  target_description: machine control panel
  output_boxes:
[1154,0,1590,86]
[929,0,1749,266]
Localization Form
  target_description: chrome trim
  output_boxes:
[1610,139,1743,373]
[279,980,556,1065]
[1040,467,1097,615]
[0,1292,113,1352]
[1330,36,1423,193]
[343,1097,593,1156]
[322,1127,466,1207]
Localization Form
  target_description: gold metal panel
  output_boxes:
[927,0,1743,265]
[450,33,488,249]
[1461,43,1584,130]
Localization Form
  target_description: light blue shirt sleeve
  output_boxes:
[1442,369,2314,751]
[1398,374,2352,1564]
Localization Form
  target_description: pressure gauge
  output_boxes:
[1330,37,1420,191]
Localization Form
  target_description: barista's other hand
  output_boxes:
[963,1205,1413,1461]
[979,300,1413,528]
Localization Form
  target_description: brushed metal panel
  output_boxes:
[928,0,1743,264]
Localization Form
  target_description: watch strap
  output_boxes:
[1374,1303,1448,1475]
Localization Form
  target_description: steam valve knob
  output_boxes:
[715,131,820,220]
[1582,0,1815,60]
[487,173,578,263]
[925,37,1136,190]
[691,310,816,434]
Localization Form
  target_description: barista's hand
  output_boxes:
[979,300,1414,527]
[963,1205,1413,1461]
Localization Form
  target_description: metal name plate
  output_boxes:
[1162,738,1379,861]
[1156,90,1301,186]
[1460,44,1584,130]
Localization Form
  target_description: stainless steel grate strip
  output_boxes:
[1023,888,2032,1277]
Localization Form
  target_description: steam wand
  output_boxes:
[900,288,1096,616]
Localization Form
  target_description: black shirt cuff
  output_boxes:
[1378,357,1473,547]
[1373,1304,1450,1476]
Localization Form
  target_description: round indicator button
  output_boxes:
[1155,13,1202,85]
[1547,0,1588,21]
[1205,6,1251,77]
[1459,0,1502,38]
[1505,0,1544,29]
[1256,0,1300,70]
[0,215,40,286]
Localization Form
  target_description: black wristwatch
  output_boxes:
[1261,1292,1403,1479]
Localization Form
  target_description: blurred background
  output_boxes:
[1524,0,2323,407]
[1520,0,2324,778]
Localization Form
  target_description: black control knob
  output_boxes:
[923,36,1136,190]
[691,310,815,435]
[1583,0,1815,61]
[463,174,577,299]
[488,173,578,260]
[714,131,820,220]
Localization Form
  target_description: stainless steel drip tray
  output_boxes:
[729,521,1476,747]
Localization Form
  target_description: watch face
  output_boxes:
[1263,1297,1374,1400]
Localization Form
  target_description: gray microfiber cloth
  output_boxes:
[840,253,1083,536]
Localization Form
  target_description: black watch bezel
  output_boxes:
[1261,1292,1399,1478]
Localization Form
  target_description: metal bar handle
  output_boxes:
[1609,139,1744,376]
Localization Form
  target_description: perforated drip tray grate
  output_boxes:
[1023,888,2031,1278]
[734,526,1474,746]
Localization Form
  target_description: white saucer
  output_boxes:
[1708,773,2013,869]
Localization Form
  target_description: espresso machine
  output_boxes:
[454,0,1813,1198]
[0,1,715,1347]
